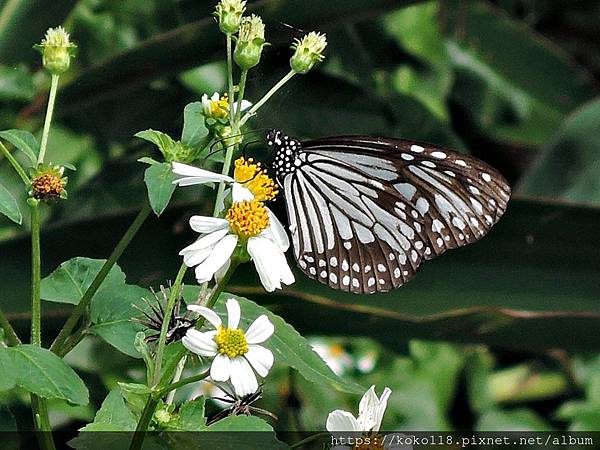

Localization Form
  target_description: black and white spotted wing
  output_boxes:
[267,130,511,294]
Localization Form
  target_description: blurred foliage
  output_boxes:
[0,0,599,438]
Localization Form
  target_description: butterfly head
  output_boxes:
[266,129,302,179]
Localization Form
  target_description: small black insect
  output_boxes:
[207,385,277,425]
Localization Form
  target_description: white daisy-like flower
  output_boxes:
[182,298,274,397]
[310,339,354,376]
[201,91,251,120]
[326,386,410,450]
[173,160,294,292]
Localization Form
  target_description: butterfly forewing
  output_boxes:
[269,131,511,294]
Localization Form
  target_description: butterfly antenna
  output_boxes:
[201,129,269,164]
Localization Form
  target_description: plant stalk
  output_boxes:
[128,396,158,450]
[239,70,296,127]
[38,74,60,164]
[0,142,29,185]
[30,203,41,346]
[226,34,235,126]
[31,394,56,450]
[156,369,209,398]
[50,202,152,355]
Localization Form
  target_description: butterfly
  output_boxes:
[266,129,511,295]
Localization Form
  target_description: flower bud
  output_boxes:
[290,32,327,74]
[234,14,268,70]
[29,164,68,201]
[34,27,77,75]
[214,0,246,34]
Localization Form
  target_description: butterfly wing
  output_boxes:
[280,136,511,294]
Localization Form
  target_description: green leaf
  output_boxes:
[41,257,125,305]
[181,101,209,148]
[135,129,178,160]
[518,99,600,204]
[0,129,39,166]
[186,291,364,395]
[79,388,137,431]
[116,382,152,395]
[89,283,151,358]
[170,416,288,450]
[476,408,554,431]
[0,182,21,225]
[0,345,16,391]
[168,397,206,431]
[144,162,178,216]
[7,345,88,405]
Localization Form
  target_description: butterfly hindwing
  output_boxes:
[268,131,511,294]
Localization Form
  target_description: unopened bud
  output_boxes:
[34,27,77,75]
[214,0,247,34]
[29,164,68,201]
[234,15,268,70]
[290,32,327,74]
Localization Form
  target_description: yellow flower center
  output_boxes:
[209,93,230,119]
[31,173,65,200]
[329,344,344,357]
[353,434,384,450]
[226,200,270,239]
[214,326,248,358]
[234,157,278,201]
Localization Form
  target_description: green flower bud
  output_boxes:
[154,408,172,426]
[29,164,68,201]
[214,0,247,34]
[290,32,327,74]
[234,14,268,70]
[34,27,77,75]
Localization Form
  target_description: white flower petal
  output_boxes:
[373,387,392,432]
[265,208,290,251]
[357,385,379,431]
[232,183,254,201]
[245,345,274,377]
[245,315,274,344]
[210,354,232,382]
[232,100,252,114]
[247,236,290,292]
[326,410,361,432]
[214,258,231,283]
[186,305,222,329]
[172,162,234,186]
[179,228,229,256]
[229,357,258,397]
[181,246,212,267]
[194,234,238,282]
[182,329,218,357]
[189,216,228,234]
[226,298,241,329]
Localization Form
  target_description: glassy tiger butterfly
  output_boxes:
[266,129,511,295]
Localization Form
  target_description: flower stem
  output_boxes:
[50,202,152,356]
[226,33,235,126]
[31,394,56,450]
[38,74,60,164]
[30,202,41,346]
[128,396,158,450]
[239,69,296,127]
[156,369,209,398]
[0,308,20,346]
[152,262,187,386]
[0,142,29,185]
[234,69,248,129]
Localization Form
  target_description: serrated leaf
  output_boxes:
[7,345,88,405]
[184,290,363,395]
[0,129,39,166]
[89,283,151,358]
[181,101,209,148]
[169,397,206,431]
[138,156,159,165]
[79,388,137,431]
[144,162,177,216]
[0,346,16,391]
[41,257,125,305]
[0,182,21,225]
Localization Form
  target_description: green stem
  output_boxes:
[155,370,209,398]
[128,396,158,450]
[0,308,20,346]
[50,203,152,355]
[152,263,187,386]
[31,394,56,450]
[30,203,41,346]
[239,70,296,127]
[38,74,59,164]
[226,34,235,126]
[0,142,29,185]
[233,69,248,130]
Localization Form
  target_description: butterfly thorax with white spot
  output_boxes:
[266,129,303,181]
